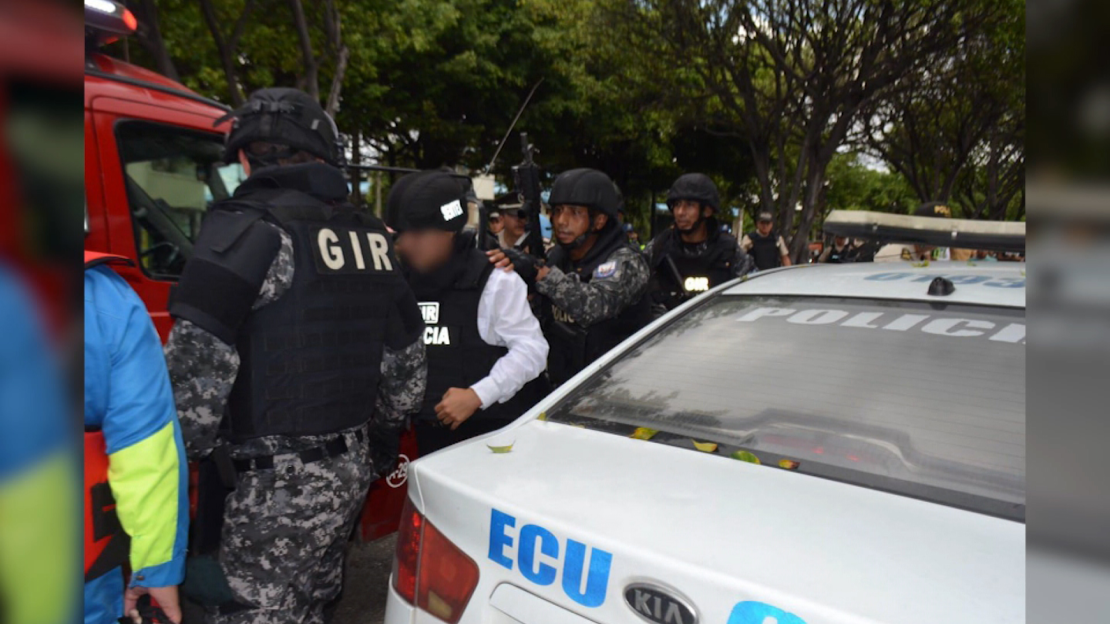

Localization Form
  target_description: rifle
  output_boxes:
[513,132,545,262]
[483,79,544,257]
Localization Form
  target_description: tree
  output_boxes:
[823,153,916,216]
[127,0,181,81]
[863,0,1024,218]
[121,0,350,115]
[605,0,1017,260]
[197,0,255,106]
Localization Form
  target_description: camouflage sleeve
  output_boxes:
[164,228,293,460]
[254,228,294,308]
[163,319,239,461]
[375,336,427,428]
[535,247,650,327]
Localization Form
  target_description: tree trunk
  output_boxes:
[351,130,362,206]
[791,164,826,263]
[288,0,319,100]
[325,45,349,116]
[323,0,347,116]
[198,0,255,107]
[133,0,180,82]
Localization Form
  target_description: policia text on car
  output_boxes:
[162,88,427,623]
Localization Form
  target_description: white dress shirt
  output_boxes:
[471,268,549,409]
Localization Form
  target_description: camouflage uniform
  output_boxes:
[164,227,426,624]
[535,246,650,326]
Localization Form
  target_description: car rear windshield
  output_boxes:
[547,296,1026,521]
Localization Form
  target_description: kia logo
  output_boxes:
[624,583,697,624]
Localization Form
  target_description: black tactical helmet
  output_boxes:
[385,170,471,233]
[666,173,720,212]
[548,168,622,219]
[218,88,342,166]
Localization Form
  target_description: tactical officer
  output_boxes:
[645,173,753,312]
[818,235,853,263]
[741,212,793,270]
[874,202,952,262]
[386,171,550,455]
[163,88,426,623]
[492,168,652,386]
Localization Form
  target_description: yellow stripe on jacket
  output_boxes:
[107,421,181,574]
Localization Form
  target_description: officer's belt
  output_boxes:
[231,428,364,473]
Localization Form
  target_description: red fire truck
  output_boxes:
[84,0,412,541]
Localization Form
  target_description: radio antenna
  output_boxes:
[483,78,544,175]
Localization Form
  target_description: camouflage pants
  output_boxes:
[210,428,374,624]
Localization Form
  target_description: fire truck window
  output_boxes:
[116,122,245,279]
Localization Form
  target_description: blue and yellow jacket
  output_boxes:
[84,259,187,615]
[0,266,78,624]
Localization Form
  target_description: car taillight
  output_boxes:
[392,498,422,604]
[391,497,480,624]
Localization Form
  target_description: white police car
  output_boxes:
[384,213,1026,624]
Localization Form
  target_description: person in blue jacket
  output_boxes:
[84,254,187,624]
[0,265,77,624]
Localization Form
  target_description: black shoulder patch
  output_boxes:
[170,217,283,344]
[203,208,266,253]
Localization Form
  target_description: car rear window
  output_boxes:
[547,296,1026,520]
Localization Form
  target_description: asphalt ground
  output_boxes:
[333,535,397,624]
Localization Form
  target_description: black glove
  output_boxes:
[503,248,539,285]
[366,423,402,480]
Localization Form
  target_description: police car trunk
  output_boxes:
[385,251,1025,624]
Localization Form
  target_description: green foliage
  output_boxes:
[112,0,763,230]
[111,0,1022,238]
[824,153,917,216]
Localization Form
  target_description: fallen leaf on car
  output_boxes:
[630,427,658,440]
[487,443,514,454]
[692,441,718,453]
[731,450,762,465]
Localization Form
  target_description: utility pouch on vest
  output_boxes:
[191,447,235,556]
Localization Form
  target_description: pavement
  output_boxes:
[333,535,397,624]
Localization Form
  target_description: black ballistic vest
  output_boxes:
[409,247,548,423]
[748,230,783,270]
[826,244,850,263]
[544,233,653,386]
[649,228,736,311]
[226,190,399,440]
